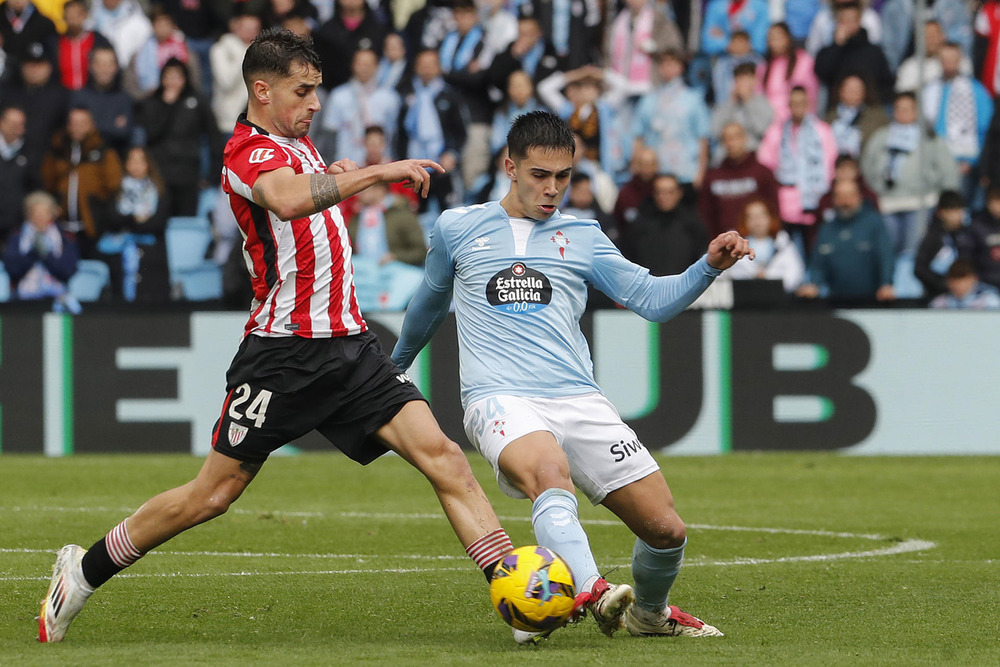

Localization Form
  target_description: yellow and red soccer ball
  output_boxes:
[489,546,577,632]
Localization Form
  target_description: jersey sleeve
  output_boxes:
[225,135,294,198]
[586,230,722,323]
[391,214,455,370]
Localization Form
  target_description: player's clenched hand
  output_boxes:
[326,159,358,175]
[381,159,446,199]
[706,231,754,271]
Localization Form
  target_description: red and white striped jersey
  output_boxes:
[222,117,367,338]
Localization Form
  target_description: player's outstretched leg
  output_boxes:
[601,472,723,638]
[39,451,260,642]
[375,401,512,579]
[498,433,633,644]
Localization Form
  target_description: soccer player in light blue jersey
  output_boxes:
[393,111,753,643]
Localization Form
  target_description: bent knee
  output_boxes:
[415,437,474,482]
[641,516,687,550]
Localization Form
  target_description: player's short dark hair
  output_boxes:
[937,189,965,211]
[733,62,756,78]
[243,27,322,87]
[506,110,575,161]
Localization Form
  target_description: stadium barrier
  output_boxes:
[0,309,996,456]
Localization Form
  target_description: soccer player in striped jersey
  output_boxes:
[393,111,753,643]
[38,28,512,643]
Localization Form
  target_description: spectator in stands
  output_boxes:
[605,0,683,99]
[861,91,960,257]
[758,86,838,253]
[922,42,994,209]
[128,4,203,99]
[814,1,894,112]
[758,22,818,122]
[977,91,1000,191]
[0,0,57,73]
[825,74,888,159]
[488,14,559,90]
[711,30,763,107]
[928,258,1000,309]
[439,0,494,190]
[896,20,972,93]
[469,146,510,205]
[280,10,313,37]
[727,197,804,291]
[632,49,711,189]
[262,0,317,31]
[376,32,408,91]
[621,172,707,275]
[99,146,170,302]
[397,49,465,212]
[348,179,426,267]
[805,0,882,56]
[490,69,541,155]
[137,58,219,218]
[701,0,769,56]
[313,0,388,91]
[773,0,822,44]
[970,185,1000,290]
[318,48,401,165]
[914,189,976,299]
[480,0,517,57]
[612,144,657,239]
[538,65,630,184]
[159,0,227,96]
[1,42,70,186]
[42,106,122,256]
[976,1,1000,98]
[52,0,112,92]
[570,131,618,215]
[517,0,601,69]
[89,0,153,70]
[563,172,615,238]
[797,177,895,302]
[0,105,32,249]
[712,61,773,162]
[3,190,79,301]
[701,121,779,238]
[71,46,133,159]
[210,9,262,137]
[815,153,879,223]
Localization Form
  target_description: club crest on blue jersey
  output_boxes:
[486,262,552,313]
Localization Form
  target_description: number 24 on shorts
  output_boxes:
[228,383,273,428]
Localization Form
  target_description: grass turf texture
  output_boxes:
[1,453,997,666]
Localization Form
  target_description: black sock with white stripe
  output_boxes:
[80,520,145,588]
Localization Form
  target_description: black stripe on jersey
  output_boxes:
[250,200,279,290]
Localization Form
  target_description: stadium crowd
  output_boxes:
[3,0,1000,310]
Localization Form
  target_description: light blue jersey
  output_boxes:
[392,201,722,408]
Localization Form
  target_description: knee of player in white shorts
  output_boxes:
[640,516,687,550]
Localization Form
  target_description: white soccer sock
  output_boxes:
[531,488,600,594]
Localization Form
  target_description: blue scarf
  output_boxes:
[405,77,446,159]
[831,104,863,157]
[884,122,921,187]
[521,41,544,77]
[777,117,829,210]
[440,25,483,73]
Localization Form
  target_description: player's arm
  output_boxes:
[391,218,456,370]
[590,230,753,323]
[251,159,444,221]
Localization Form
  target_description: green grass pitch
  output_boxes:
[1,453,997,665]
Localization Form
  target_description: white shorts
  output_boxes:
[463,393,660,505]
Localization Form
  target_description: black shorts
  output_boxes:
[211,330,425,465]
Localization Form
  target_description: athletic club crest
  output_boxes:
[492,420,506,436]
[228,423,249,446]
[550,231,569,259]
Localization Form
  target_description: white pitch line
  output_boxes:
[0,539,939,583]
